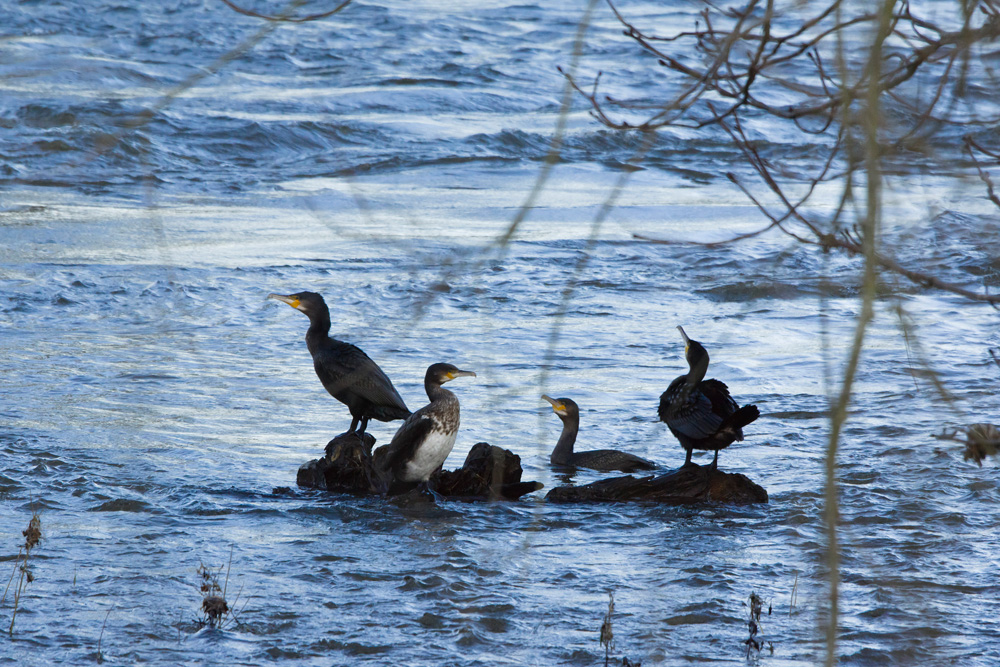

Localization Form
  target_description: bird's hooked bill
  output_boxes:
[541,395,566,413]
[268,293,300,309]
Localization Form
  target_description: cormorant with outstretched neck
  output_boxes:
[542,395,657,473]
[268,291,410,436]
[658,326,759,469]
[381,363,476,492]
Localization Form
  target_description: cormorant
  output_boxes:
[268,291,410,436]
[658,326,759,469]
[381,363,476,492]
[542,395,657,472]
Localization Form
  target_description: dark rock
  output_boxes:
[297,435,542,501]
[434,442,544,501]
[296,431,386,495]
[545,464,767,505]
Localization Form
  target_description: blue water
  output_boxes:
[3,1,1000,665]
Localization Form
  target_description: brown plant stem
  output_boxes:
[823,2,894,664]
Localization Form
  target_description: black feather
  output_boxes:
[659,330,758,468]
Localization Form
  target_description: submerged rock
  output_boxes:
[297,432,543,501]
[545,464,768,505]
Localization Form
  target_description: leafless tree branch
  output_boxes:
[219,0,352,23]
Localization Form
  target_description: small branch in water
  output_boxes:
[4,509,41,635]
[934,424,1000,466]
[789,571,798,617]
[596,590,642,666]
[218,0,353,23]
[97,605,114,663]
[196,550,243,630]
[743,590,772,657]
[600,591,615,667]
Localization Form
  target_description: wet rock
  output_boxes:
[296,432,384,495]
[545,464,768,505]
[297,434,543,501]
[433,442,543,501]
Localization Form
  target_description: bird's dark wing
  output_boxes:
[660,376,720,438]
[699,379,739,418]
[313,340,408,412]
[664,390,723,439]
[658,376,686,422]
[382,412,436,475]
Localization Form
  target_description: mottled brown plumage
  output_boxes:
[382,363,476,491]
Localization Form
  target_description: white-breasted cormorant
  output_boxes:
[542,395,657,472]
[658,326,759,469]
[381,363,476,492]
[268,291,410,436]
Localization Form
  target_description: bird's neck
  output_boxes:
[685,354,709,387]
[425,381,455,403]
[551,415,579,463]
[304,308,332,352]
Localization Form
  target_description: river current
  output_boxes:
[3,1,1000,665]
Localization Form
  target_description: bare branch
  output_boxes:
[965,136,1000,209]
[219,0,352,23]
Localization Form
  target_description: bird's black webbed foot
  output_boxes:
[418,481,445,503]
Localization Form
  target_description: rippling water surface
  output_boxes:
[3,1,1000,665]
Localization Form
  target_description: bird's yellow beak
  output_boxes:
[677,325,690,354]
[268,293,301,310]
[447,369,477,380]
[541,394,566,415]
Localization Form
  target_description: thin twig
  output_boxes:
[219,0,352,22]
[98,605,114,663]
[824,4,894,665]
[223,545,233,601]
